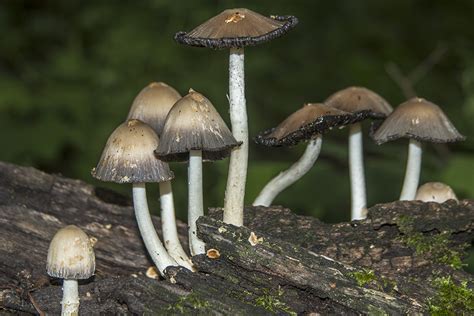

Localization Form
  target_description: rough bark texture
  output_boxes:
[0,161,473,315]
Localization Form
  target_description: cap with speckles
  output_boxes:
[254,103,371,147]
[156,89,241,162]
[371,97,465,144]
[92,119,174,183]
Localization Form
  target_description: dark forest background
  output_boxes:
[1,1,473,226]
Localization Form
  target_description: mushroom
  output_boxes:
[325,87,393,220]
[174,8,298,226]
[92,119,177,275]
[156,89,240,255]
[127,82,192,270]
[415,182,458,203]
[253,103,370,207]
[372,97,465,200]
[47,225,95,316]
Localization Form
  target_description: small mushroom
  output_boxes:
[47,225,95,316]
[325,87,393,220]
[92,119,177,275]
[175,8,298,226]
[372,97,465,200]
[156,89,240,255]
[253,103,370,207]
[127,82,192,271]
[415,182,458,203]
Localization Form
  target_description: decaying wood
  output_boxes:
[0,161,473,314]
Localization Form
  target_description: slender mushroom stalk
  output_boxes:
[399,139,422,200]
[224,48,248,225]
[188,150,206,255]
[47,225,95,316]
[173,9,298,226]
[348,123,367,219]
[159,181,194,270]
[253,136,322,207]
[133,182,177,274]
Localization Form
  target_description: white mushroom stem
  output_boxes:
[224,47,248,227]
[61,279,79,316]
[132,183,177,276]
[188,150,206,256]
[349,123,367,220]
[159,181,193,270]
[253,136,323,207]
[400,139,423,200]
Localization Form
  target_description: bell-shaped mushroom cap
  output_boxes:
[415,182,458,203]
[156,89,241,162]
[174,8,298,49]
[325,86,393,119]
[92,119,174,183]
[127,82,182,136]
[47,225,95,279]
[371,97,466,145]
[254,103,371,147]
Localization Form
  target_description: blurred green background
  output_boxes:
[1,1,473,224]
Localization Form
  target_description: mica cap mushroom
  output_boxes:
[415,182,458,203]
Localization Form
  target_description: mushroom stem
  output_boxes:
[349,122,367,220]
[132,183,177,276]
[224,47,248,227]
[61,279,79,316]
[159,181,193,270]
[188,150,206,255]
[253,136,323,207]
[400,139,422,200]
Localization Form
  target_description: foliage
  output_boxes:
[428,276,474,315]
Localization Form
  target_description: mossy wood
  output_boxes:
[0,161,472,314]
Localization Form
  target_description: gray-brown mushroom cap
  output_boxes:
[92,119,174,183]
[371,97,466,145]
[156,89,241,162]
[325,86,393,119]
[254,103,371,147]
[174,8,298,49]
[127,82,182,136]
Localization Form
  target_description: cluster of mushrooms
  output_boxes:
[44,8,465,315]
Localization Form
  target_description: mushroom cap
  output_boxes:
[415,182,458,203]
[47,225,95,279]
[325,86,393,119]
[371,97,466,144]
[156,89,241,162]
[92,119,174,183]
[254,103,371,147]
[174,8,298,49]
[127,82,182,136]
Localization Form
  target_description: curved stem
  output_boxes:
[400,139,422,200]
[349,123,367,220]
[61,279,79,316]
[253,136,323,207]
[224,47,247,227]
[132,183,176,276]
[188,150,206,255]
[159,181,194,271]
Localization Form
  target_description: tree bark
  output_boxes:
[0,161,472,314]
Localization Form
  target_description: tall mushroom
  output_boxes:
[47,225,95,316]
[372,97,465,200]
[415,182,458,203]
[92,119,178,275]
[325,87,392,220]
[174,8,298,226]
[253,103,370,207]
[127,82,192,270]
[156,89,240,255]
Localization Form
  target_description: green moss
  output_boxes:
[428,276,474,315]
[349,269,376,287]
[254,288,297,316]
[166,292,210,314]
[397,215,467,269]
